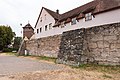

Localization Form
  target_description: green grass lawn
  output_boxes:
[36,56,57,62]
[72,64,120,74]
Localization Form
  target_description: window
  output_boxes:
[61,25,64,28]
[45,25,47,31]
[37,29,39,34]
[40,28,42,33]
[85,12,92,21]
[71,18,76,25]
[49,23,52,29]
[61,21,65,28]
[45,14,47,20]
[40,17,42,22]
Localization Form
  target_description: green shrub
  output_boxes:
[3,48,13,52]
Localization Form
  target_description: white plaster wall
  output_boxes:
[35,8,55,38]
[35,8,120,38]
[63,8,120,32]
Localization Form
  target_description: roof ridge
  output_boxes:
[61,1,95,15]
[43,7,56,14]
[43,7,61,20]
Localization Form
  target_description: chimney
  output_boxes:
[56,9,59,14]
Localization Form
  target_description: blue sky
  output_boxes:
[0,0,93,37]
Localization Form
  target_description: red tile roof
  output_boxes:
[35,0,120,28]
[59,0,120,22]
[23,23,33,29]
[59,1,97,22]
[35,7,60,28]
[44,7,60,20]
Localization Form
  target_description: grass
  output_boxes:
[36,56,57,62]
[102,74,112,79]
[23,55,57,63]
[71,64,120,74]
[2,52,57,63]
[1,52,18,56]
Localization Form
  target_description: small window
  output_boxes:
[45,25,47,31]
[40,28,42,33]
[37,29,39,34]
[61,25,64,28]
[85,12,92,21]
[45,14,47,20]
[71,18,76,25]
[40,17,42,22]
[49,23,52,29]
[61,21,65,28]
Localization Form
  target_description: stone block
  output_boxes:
[116,43,120,49]
[89,42,97,49]
[104,41,110,48]
[89,34,103,41]
[97,41,104,48]
[110,43,120,49]
[101,52,109,58]
[110,43,116,49]
[103,27,119,35]
[104,35,117,41]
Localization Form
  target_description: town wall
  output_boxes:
[57,22,120,66]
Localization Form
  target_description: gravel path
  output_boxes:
[0,55,63,75]
[0,55,120,80]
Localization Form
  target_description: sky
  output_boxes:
[0,0,93,37]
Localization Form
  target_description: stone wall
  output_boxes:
[26,35,61,58]
[21,22,120,66]
[57,22,120,66]
[18,40,26,55]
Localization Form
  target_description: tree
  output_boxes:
[0,25,14,50]
[13,37,22,50]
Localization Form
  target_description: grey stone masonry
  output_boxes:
[26,35,62,58]
[57,28,86,66]
[19,22,120,66]
[57,22,120,66]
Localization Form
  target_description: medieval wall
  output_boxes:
[26,35,61,58]
[24,22,120,66]
[57,22,120,66]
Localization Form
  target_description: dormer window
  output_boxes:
[71,18,76,25]
[49,23,52,29]
[85,12,92,21]
[61,21,65,28]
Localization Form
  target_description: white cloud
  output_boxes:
[0,0,93,36]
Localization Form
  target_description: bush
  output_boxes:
[3,48,13,52]
[3,48,18,52]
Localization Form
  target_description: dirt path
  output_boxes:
[0,54,63,75]
[0,68,120,80]
[0,54,120,80]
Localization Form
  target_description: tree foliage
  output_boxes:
[0,25,14,50]
[13,37,22,50]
